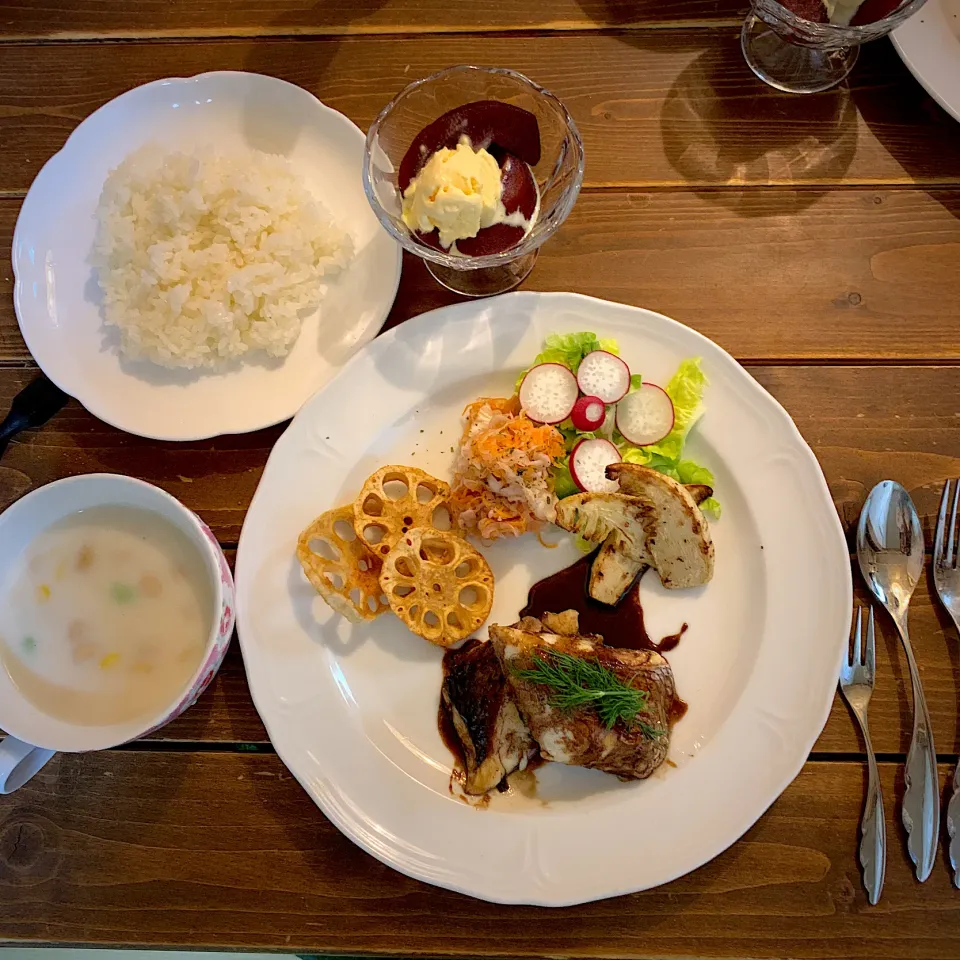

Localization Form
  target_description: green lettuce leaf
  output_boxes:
[645,358,707,461]
[675,459,714,486]
[700,497,721,518]
[534,331,614,371]
[618,371,721,516]
[553,462,580,500]
[575,534,596,554]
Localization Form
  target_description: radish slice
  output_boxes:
[519,363,579,424]
[577,351,630,404]
[570,438,621,493]
[570,395,607,432]
[616,383,675,446]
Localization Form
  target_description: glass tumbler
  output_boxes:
[742,0,929,94]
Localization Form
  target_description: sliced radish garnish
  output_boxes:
[570,395,607,432]
[577,351,630,404]
[616,383,675,446]
[570,438,621,493]
[519,363,579,424]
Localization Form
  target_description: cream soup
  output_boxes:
[0,505,212,727]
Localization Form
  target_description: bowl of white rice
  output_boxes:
[93,144,354,370]
[13,71,402,440]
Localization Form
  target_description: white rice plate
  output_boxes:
[91,143,352,369]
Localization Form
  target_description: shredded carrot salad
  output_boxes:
[450,397,565,541]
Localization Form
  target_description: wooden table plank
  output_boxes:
[147,642,269,745]
[1,751,957,956]
[5,188,960,365]
[3,362,960,757]
[0,34,957,196]
[0,8,953,956]
[0,0,746,40]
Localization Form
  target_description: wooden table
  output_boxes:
[2,2,960,957]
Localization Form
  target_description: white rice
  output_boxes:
[91,143,352,369]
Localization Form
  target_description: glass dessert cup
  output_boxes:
[363,65,584,297]
[742,0,928,94]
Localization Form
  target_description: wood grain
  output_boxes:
[0,33,957,196]
[1,751,958,956]
[2,4,957,954]
[147,642,269,745]
[0,368,282,543]
[6,188,960,365]
[0,0,746,39]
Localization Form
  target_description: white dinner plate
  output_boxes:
[12,71,401,441]
[894,0,960,123]
[235,292,851,905]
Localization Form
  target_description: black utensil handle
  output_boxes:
[0,373,69,458]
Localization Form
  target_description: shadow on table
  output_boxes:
[239,0,394,130]
[564,3,858,214]
[851,37,960,226]
[571,0,746,32]
[658,34,858,213]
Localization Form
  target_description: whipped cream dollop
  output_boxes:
[401,139,531,250]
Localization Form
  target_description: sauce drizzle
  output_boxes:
[520,552,689,655]
[520,553,655,650]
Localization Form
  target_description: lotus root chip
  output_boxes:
[353,465,452,556]
[379,527,494,647]
[297,505,390,623]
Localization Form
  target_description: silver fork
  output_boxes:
[839,606,886,904]
[934,479,960,888]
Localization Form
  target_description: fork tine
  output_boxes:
[865,607,876,678]
[935,480,950,564]
[951,480,960,569]
[851,606,862,667]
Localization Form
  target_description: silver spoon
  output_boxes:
[857,480,939,882]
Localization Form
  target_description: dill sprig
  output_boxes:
[513,650,664,738]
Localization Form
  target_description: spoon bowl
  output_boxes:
[857,479,924,624]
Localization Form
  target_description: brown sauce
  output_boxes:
[439,640,547,795]
[657,622,688,654]
[437,694,465,776]
[439,642,468,785]
[521,552,687,655]
[668,696,689,726]
[520,553,655,650]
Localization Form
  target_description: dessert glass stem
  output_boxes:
[426,249,539,297]
[741,14,859,94]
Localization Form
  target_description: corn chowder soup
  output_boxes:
[0,505,212,727]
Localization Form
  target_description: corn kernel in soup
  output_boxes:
[0,506,212,727]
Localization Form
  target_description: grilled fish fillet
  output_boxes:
[441,639,537,794]
[489,614,675,780]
